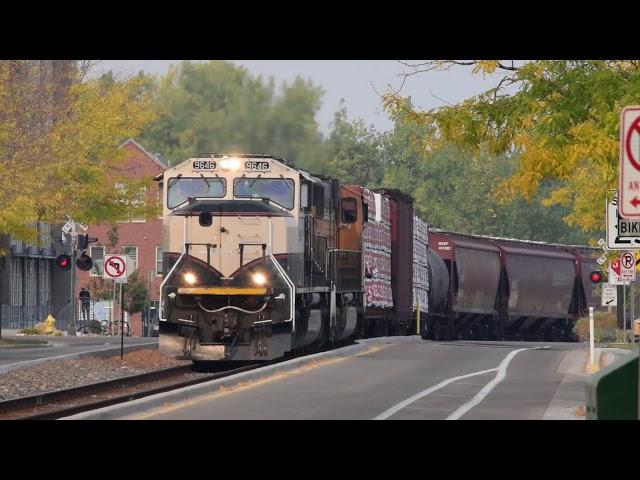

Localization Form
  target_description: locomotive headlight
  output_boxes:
[252,272,267,286]
[220,158,241,171]
[184,272,197,285]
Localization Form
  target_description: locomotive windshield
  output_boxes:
[234,178,295,210]
[167,177,226,209]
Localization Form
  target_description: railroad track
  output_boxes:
[0,362,262,420]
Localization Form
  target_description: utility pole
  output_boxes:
[147,270,152,338]
[66,231,77,336]
[632,281,636,344]
[120,281,124,359]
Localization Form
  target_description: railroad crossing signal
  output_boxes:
[76,234,98,250]
[75,252,94,272]
[619,107,640,218]
[55,254,72,271]
[589,271,604,284]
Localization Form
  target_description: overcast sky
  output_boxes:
[96,60,505,135]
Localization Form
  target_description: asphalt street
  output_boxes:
[0,335,157,367]
[126,340,588,420]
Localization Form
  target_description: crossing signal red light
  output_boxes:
[55,254,72,271]
[589,271,603,285]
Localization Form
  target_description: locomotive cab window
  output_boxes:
[234,178,295,210]
[167,177,226,209]
[341,198,357,223]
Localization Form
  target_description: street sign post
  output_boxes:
[103,255,129,282]
[609,258,624,285]
[102,254,131,359]
[620,251,636,282]
[601,283,618,306]
[606,192,640,249]
[619,106,640,218]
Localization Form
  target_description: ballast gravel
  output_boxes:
[0,349,190,401]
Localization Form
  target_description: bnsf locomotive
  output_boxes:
[156,154,599,362]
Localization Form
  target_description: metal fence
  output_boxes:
[0,305,54,330]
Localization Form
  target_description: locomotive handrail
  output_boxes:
[159,249,188,322]
[267,249,296,332]
[197,300,269,315]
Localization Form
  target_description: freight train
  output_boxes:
[156,154,599,362]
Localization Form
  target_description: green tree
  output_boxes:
[122,270,148,316]
[0,61,157,246]
[324,103,590,243]
[383,60,640,234]
[139,61,326,171]
[326,104,386,186]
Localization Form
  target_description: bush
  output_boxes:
[88,320,102,334]
[20,327,40,335]
[53,331,63,337]
[574,311,619,342]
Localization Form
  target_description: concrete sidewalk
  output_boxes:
[542,346,633,420]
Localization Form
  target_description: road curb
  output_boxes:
[62,336,422,420]
[0,340,53,350]
[0,342,158,375]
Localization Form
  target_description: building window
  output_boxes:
[10,258,22,306]
[24,258,37,307]
[156,246,163,276]
[116,183,147,223]
[123,246,138,273]
[90,246,105,277]
[158,183,164,219]
[39,260,51,306]
[131,186,147,223]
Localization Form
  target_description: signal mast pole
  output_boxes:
[66,228,77,336]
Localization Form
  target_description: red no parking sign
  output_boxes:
[619,107,640,218]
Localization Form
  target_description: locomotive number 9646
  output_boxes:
[245,161,270,171]
[192,160,216,170]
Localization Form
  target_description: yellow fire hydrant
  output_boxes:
[45,314,56,334]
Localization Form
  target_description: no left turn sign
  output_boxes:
[103,255,127,280]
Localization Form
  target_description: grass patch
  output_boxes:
[574,311,627,343]
[601,343,635,350]
[19,327,41,335]
[0,337,49,347]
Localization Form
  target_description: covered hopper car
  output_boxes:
[425,231,600,342]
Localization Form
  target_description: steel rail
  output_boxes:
[0,363,262,420]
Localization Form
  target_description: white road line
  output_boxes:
[373,368,497,420]
[446,348,529,420]
[374,347,530,420]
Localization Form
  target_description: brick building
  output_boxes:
[74,139,167,336]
